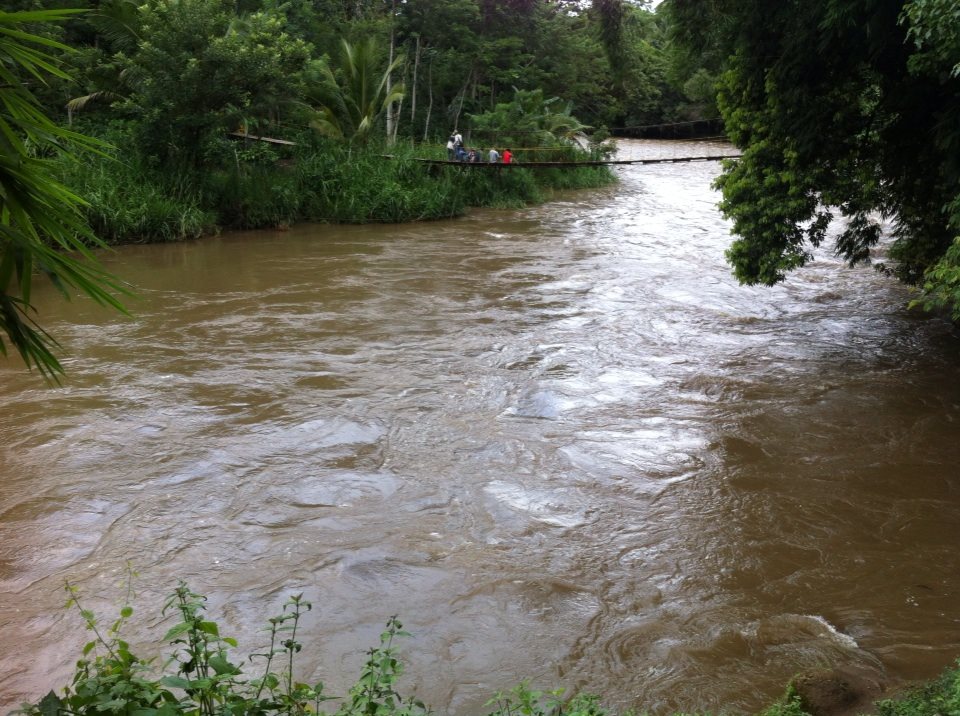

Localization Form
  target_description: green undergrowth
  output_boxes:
[55,124,615,244]
[752,662,960,716]
[873,664,960,716]
[21,580,957,716]
[13,580,616,716]
[56,145,216,245]
[755,688,810,716]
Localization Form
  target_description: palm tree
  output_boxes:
[65,0,141,122]
[310,38,405,143]
[0,9,127,379]
[469,89,592,148]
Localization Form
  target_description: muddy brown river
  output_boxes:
[1,140,959,713]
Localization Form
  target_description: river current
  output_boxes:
[1,140,959,713]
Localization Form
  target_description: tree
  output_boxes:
[592,0,670,125]
[0,9,126,380]
[310,38,404,143]
[118,0,312,168]
[395,0,480,138]
[467,88,598,162]
[666,0,960,308]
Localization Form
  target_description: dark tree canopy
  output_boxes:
[666,0,960,314]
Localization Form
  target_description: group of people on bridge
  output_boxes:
[447,130,512,164]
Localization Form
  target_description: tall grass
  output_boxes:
[296,141,466,223]
[202,164,302,229]
[57,153,215,245]
[55,124,616,244]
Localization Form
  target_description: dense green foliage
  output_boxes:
[28,0,708,246]
[665,0,960,316]
[51,0,707,147]
[52,122,612,238]
[311,38,405,143]
[15,0,689,237]
[467,89,605,163]
[119,0,313,169]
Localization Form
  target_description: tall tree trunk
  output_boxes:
[423,57,433,142]
[453,69,471,132]
[410,35,421,138]
[393,62,405,143]
[593,0,625,85]
[385,0,397,143]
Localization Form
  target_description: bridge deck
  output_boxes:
[404,154,741,168]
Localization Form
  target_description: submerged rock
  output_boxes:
[791,665,885,716]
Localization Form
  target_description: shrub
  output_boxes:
[874,661,960,716]
[15,581,424,716]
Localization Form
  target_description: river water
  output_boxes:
[1,140,959,713]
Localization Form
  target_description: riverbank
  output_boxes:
[57,124,616,245]
[15,581,959,716]
[763,661,960,716]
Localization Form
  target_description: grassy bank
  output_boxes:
[14,581,960,716]
[758,662,960,716]
[56,124,616,245]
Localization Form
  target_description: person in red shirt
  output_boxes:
[503,148,512,163]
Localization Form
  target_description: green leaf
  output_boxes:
[162,622,192,641]
[159,675,192,690]
[198,620,220,636]
[37,690,63,716]
[208,655,240,676]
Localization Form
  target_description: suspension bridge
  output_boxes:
[231,119,742,168]
[408,150,741,168]
[399,118,741,168]
[395,138,741,169]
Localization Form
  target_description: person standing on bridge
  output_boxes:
[502,148,512,164]
[446,134,456,160]
[488,147,500,163]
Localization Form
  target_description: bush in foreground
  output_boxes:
[20,580,959,716]
[15,582,613,716]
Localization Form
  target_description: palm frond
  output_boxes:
[0,8,129,380]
